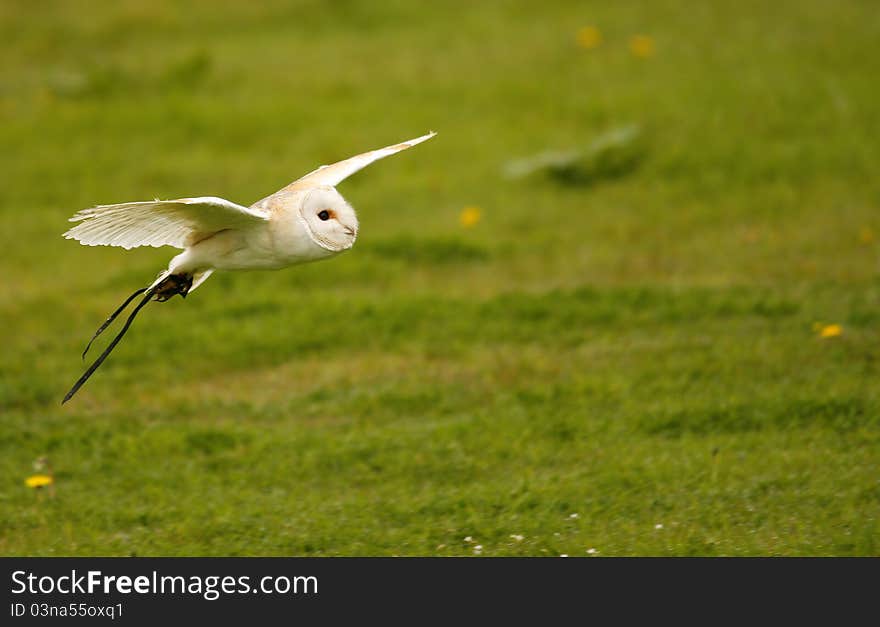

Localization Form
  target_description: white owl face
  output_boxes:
[299,186,359,252]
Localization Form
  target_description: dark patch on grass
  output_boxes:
[162,50,213,87]
[547,145,644,186]
[642,397,875,437]
[185,429,249,455]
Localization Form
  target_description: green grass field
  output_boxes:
[1,1,878,556]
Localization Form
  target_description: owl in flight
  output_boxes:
[62,132,436,403]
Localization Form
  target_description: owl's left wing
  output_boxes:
[285,131,436,191]
[64,196,269,250]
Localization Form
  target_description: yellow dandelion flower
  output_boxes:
[576,26,603,50]
[460,206,482,228]
[859,226,875,245]
[629,34,655,58]
[25,474,53,489]
[818,324,842,338]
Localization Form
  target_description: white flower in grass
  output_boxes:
[586,548,598,555]
[569,513,579,519]
[655,524,663,530]
[474,545,483,555]
[510,534,524,542]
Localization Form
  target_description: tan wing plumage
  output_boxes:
[284,131,436,191]
[63,196,269,250]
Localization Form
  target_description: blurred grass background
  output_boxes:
[1,0,878,556]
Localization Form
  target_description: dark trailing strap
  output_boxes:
[82,287,149,360]
[63,290,154,405]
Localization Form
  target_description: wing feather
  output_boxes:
[63,196,269,250]
[284,131,436,191]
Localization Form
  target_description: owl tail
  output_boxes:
[62,269,203,404]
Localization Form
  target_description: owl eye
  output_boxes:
[317,210,330,221]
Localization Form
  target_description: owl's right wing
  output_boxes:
[63,196,270,250]
[286,131,436,191]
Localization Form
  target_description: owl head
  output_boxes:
[299,186,358,252]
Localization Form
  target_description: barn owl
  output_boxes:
[62,132,436,403]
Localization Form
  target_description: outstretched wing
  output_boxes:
[63,196,269,250]
[285,131,436,191]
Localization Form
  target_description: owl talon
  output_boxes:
[151,273,193,302]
